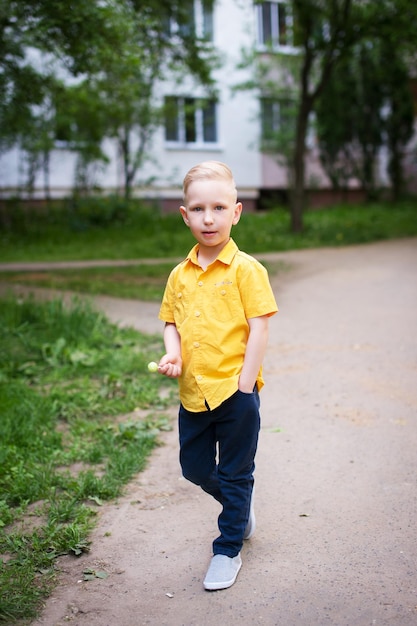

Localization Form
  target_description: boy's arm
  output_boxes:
[158,322,182,378]
[238,315,269,393]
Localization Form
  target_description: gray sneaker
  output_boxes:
[203,554,242,590]
[243,486,256,540]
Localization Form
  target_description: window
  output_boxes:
[260,96,315,151]
[257,1,294,49]
[194,0,214,39]
[260,97,294,143]
[165,97,218,146]
[166,0,213,41]
[201,0,214,40]
[261,98,279,140]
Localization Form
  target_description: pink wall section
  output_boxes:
[260,150,363,191]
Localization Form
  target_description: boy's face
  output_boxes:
[180,179,242,254]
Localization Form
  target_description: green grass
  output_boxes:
[0,260,290,301]
[1,198,416,264]
[0,200,195,263]
[0,263,177,301]
[0,295,176,623]
[0,199,415,301]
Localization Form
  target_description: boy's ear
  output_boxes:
[179,205,189,226]
[232,202,243,225]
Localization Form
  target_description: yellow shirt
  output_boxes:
[159,238,278,412]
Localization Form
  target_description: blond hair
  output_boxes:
[182,161,237,202]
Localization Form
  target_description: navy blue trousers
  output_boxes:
[179,388,260,557]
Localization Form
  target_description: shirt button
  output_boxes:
[221,289,226,295]
[177,292,182,298]
[198,281,203,286]
[194,342,200,348]
[197,375,203,381]
[195,310,200,317]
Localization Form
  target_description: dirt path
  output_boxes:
[18,238,417,625]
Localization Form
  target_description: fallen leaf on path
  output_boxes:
[83,568,109,581]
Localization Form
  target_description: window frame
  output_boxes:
[256,1,296,53]
[260,95,316,151]
[260,96,287,142]
[167,0,214,42]
[164,96,219,149]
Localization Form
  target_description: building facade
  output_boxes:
[0,0,415,210]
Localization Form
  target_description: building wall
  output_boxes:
[0,1,415,207]
[0,0,264,208]
[144,0,263,210]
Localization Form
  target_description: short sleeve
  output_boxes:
[158,269,176,323]
[237,256,278,319]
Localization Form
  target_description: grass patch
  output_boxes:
[0,295,176,623]
[0,263,176,301]
[0,199,416,264]
[0,261,290,301]
[0,200,415,301]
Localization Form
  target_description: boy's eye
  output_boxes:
[191,206,202,211]
[215,205,224,211]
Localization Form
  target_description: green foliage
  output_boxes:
[1,198,417,266]
[66,195,132,229]
[0,198,195,261]
[0,295,174,621]
[240,0,417,232]
[316,34,415,201]
[0,263,176,301]
[0,0,121,150]
[0,195,135,234]
[0,1,218,197]
[234,201,417,251]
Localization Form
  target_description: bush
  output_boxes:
[65,195,133,229]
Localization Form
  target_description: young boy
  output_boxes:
[157,161,278,590]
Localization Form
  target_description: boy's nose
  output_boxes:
[203,209,214,224]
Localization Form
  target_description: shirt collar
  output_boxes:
[186,238,239,267]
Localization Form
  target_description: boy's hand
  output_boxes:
[158,353,182,378]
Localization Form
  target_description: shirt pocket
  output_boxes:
[173,290,188,327]
[210,283,241,322]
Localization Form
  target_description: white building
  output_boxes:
[1,0,414,209]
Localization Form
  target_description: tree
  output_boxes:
[287,0,365,231]
[0,2,48,152]
[96,31,163,199]
[316,40,386,201]
[314,54,357,192]
[383,50,415,201]
[240,1,364,231]
[0,0,127,190]
[248,0,417,231]
[374,0,417,200]
[315,0,417,203]
[89,1,217,199]
[53,81,111,194]
[0,0,216,197]
[316,37,414,202]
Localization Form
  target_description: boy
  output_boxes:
[157,161,278,590]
